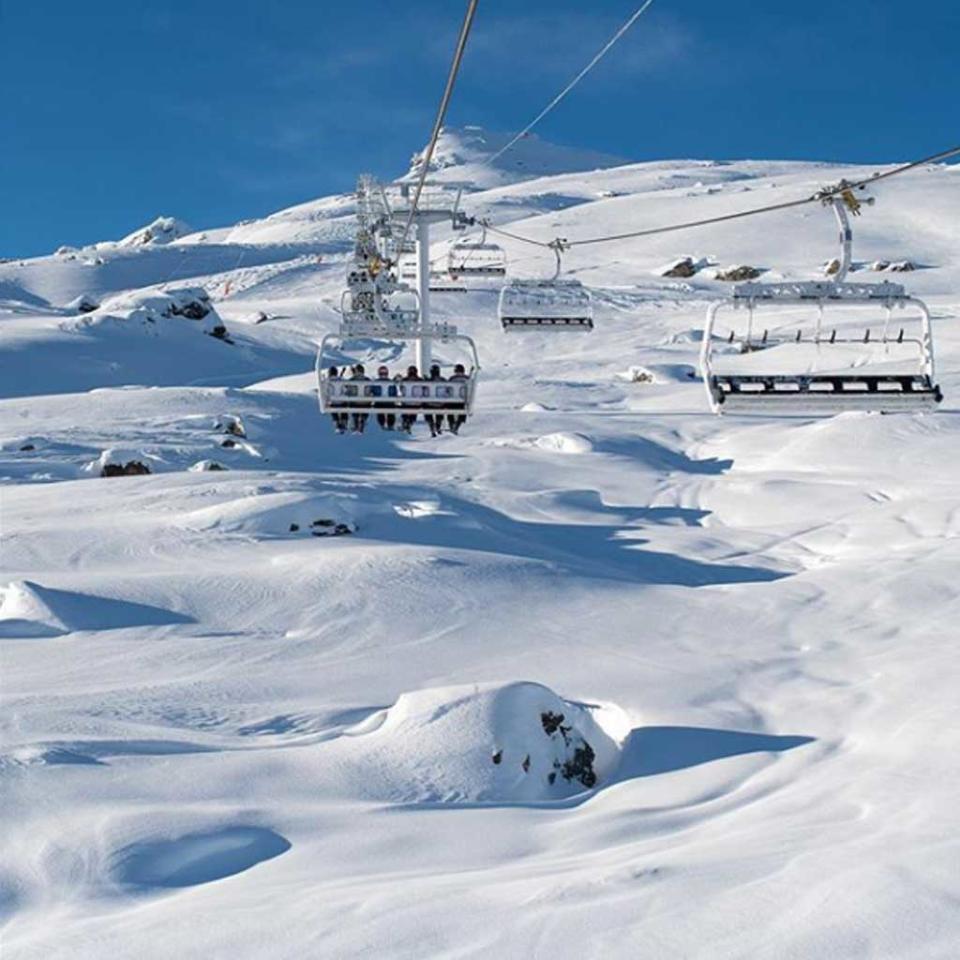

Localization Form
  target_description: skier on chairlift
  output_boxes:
[348,364,371,434]
[374,365,397,431]
[447,363,468,435]
[426,363,445,437]
[328,366,349,434]
[400,364,420,434]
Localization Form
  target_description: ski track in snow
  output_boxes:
[2,132,960,958]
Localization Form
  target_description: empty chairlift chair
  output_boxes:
[699,280,942,415]
[447,225,507,278]
[498,238,593,332]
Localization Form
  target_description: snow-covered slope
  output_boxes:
[2,129,959,959]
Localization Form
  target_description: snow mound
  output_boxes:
[178,491,361,539]
[535,432,594,454]
[0,581,68,638]
[118,216,193,247]
[0,580,190,637]
[344,682,625,803]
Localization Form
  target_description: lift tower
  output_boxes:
[390,182,465,372]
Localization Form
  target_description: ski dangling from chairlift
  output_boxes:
[699,184,942,415]
[498,238,594,332]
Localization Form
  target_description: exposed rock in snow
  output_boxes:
[119,216,193,247]
[100,460,151,478]
[889,260,917,272]
[621,365,657,383]
[824,257,842,275]
[87,448,158,477]
[189,459,228,472]
[715,264,762,281]
[660,256,699,278]
[67,293,100,314]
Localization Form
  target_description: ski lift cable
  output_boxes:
[399,0,479,253]
[486,0,658,166]
[481,143,960,252]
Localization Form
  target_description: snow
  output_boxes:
[118,216,194,248]
[2,126,960,958]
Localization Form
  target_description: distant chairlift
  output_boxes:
[447,224,507,278]
[498,238,593,332]
[699,191,942,415]
[316,288,481,421]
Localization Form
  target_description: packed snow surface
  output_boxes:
[2,128,959,958]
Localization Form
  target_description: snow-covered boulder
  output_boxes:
[86,448,157,477]
[119,216,192,247]
[341,682,626,803]
[93,287,230,341]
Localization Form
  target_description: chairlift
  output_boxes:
[448,223,507,277]
[700,280,942,414]
[699,192,942,415]
[498,238,593,332]
[316,298,480,422]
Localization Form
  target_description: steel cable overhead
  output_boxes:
[480,143,960,252]
[487,0,658,166]
[399,0,479,252]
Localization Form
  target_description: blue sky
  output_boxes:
[2,0,957,257]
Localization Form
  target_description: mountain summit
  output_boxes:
[403,125,627,189]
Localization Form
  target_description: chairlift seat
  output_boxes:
[321,377,476,416]
[498,279,594,332]
[710,373,942,413]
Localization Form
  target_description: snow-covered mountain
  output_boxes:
[2,126,960,959]
[404,125,627,188]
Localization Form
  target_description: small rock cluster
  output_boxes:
[871,259,916,272]
[288,519,356,537]
[715,265,761,281]
[100,460,151,478]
